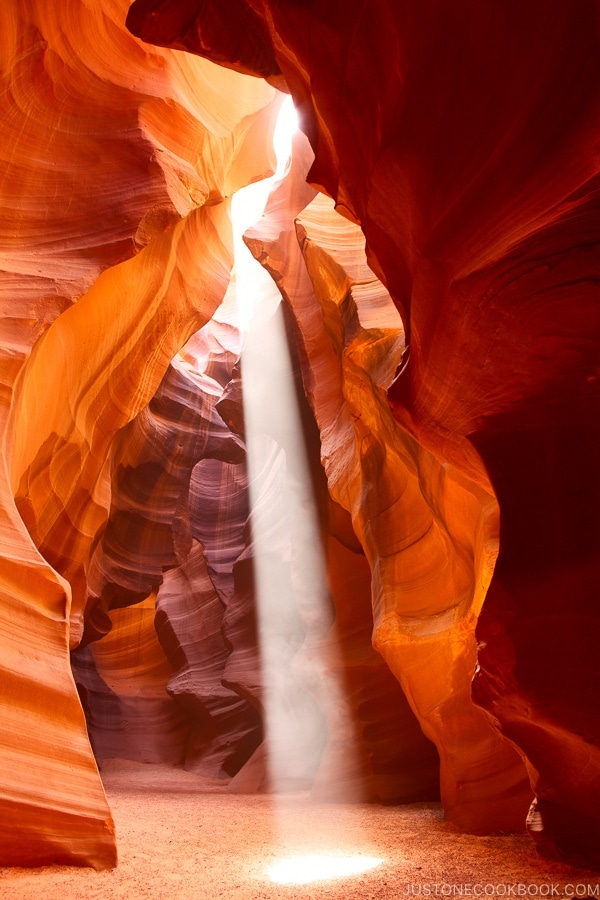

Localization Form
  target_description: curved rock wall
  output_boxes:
[1,1,437,855]
[74,592,189,766]
[245,141,525,825]
[0,0,277,867]
[128,0,600,868]
[1,0,598,872]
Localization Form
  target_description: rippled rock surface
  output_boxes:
[1,0,598,872]
[129,0,600,868]
[0,0,278,867]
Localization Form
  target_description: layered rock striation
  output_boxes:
[244,138,524,823]
[1,0,442,864]
[0,0,278,867]
[0,0,598,873]
[128,0,600,869]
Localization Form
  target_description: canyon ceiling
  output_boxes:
[0,0,598,873]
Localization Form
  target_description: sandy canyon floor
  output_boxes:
[1,762,597,899]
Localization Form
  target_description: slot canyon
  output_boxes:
[0,0,599,895]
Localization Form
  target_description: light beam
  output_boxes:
[231,91,384,884]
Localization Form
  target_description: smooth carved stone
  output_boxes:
[12,200,236,647]
[189,456,250,607]
[156,541,262,778]
[220,557,261,704]
[0,0,282,868]
[0,539,116,868]
[295,194,531,828]
[0,0,595,872]
[242,141,440,806]
[6,0,278,642]
[72,644,124,765]
[128,0,600,867]
[308,527,440,805]
[84,354,245,644]
[77,318,264,782]
[127,0,281,83]
[74,594,189,765]
[245,155,528,824]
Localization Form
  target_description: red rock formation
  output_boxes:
[240,266,440,801]
[70,333,263,775]
[1,0,597,873]
[242,139,441,804]
[244,143,520,821]
[155,540,263,777]
[75,593,189,765]
[0,0,279,867]
[129,0,600,868]
[83,350,245,643]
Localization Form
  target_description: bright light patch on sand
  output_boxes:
[267,854,384,885]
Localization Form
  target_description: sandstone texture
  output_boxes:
[0,0,598,874]
[128,0,600,869]
[0,0,277,867]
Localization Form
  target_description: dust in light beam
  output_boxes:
[231,92,385,887]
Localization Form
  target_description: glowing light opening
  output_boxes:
[230,94,297,332]
[273,94,299,172]
[267,854,384,885]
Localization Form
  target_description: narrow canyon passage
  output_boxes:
[0,0,599,881]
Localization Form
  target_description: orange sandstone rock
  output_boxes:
[0,0,281,867]
[245,146,530,827]
[128,0,600,867]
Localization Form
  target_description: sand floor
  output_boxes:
[1,762,598,899]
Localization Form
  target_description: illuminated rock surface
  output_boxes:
[243,143,441,805]
[0,0,598,875]
[128,0,600,869]
[242,147,525,823]
[0,0,277,868]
